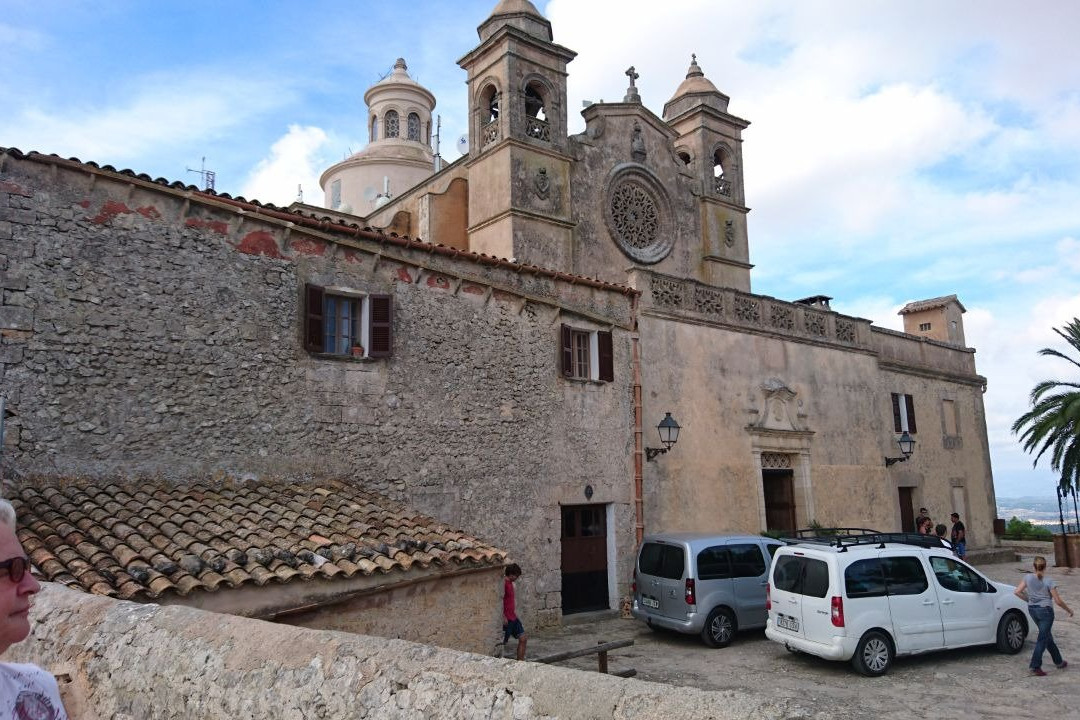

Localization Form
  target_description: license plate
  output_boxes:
[777,614,799,632]
[642,596,659,609]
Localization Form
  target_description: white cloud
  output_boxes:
[240,125,329,207]
[0,70,294,168]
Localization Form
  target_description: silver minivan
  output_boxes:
[631,533,783,647]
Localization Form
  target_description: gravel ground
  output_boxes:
[529,555,1079,720]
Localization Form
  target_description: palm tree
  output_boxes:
[1012,318,1080,494]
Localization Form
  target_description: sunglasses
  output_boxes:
[0,556,28,583]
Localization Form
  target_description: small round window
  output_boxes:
[604,167,673,264]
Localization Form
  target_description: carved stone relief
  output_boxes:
[761,452,792,469]
[724,219,735,248]
[533,167,550,199]
[753,378,807,432]
[733,296,760,324]
[650,276,682,308]
[769,304,794,331]
[836,319,856,343]
[693,286,723,316]
[804,311,827,337]
[630,121,646,162]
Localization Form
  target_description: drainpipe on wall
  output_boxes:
[632,338,644,545]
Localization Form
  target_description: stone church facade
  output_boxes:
[0,0,997,630]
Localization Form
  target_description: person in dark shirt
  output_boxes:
[914,507,929,534]
[950,512,966,559]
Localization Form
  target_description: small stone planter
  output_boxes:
[1053,533,1080,567]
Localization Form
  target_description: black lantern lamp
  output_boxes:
[884,431,916,467]
[646,412,681,461]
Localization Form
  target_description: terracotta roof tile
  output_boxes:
[12,477,506,603]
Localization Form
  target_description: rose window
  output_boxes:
[604,175,672,263]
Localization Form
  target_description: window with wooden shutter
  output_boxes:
[905,394,917,433]
[561,324,573,378]
[598,331,613,382]
[368,294,393,357]
[891,392,916,433]
[305,284,325,352]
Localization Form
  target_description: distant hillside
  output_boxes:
[998,495,1078,528]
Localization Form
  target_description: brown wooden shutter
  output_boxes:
[368,294,393,357]
[905,394,917,433]
[304,284,325,352]
[597,331,614,382]
[891,393,902,432]
[560,324,573,377]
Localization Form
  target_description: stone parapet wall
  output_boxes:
[636,270,874,352]
[3,584,813,720]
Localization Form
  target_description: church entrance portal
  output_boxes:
[560,504,609,614]
[762,469,796,534]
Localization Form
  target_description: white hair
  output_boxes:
[0,499,15,529]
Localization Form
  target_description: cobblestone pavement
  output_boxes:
[530,555,1079,720]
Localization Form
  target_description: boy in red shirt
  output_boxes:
[502,563,526,660]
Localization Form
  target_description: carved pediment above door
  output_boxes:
[751,378,808,432]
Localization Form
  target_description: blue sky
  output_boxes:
[2,0,1079,499]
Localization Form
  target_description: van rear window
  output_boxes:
[639,543,685,580]
[773,555,829,598]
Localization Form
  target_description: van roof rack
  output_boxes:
[781,529,953,552]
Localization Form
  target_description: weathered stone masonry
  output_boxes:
[0,150,639,627]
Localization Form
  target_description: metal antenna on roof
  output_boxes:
[185,156,216,191]
[433,115,443,172]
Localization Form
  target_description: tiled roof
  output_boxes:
[898,294,966,314]
[10,478,507,602]
[0,147,638,297]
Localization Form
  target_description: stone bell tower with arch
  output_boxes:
[663,55,752,292]
[456,0,577,268]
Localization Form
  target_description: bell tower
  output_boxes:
[457,0,577,267]
[664,56,752,292]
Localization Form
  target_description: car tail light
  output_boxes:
[685,578,696,605]
[631,568,637,594]
[831,596,844,627]
[765,582,771,611]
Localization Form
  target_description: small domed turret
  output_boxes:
[663,55,730,120]
[320,58,437,215]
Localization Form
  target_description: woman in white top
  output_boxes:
[1014,555,1073,676]
[0,498,70,718]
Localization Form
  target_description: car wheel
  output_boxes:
[701,607,736,648]
[996,611,1027,654]
[851,630,893,677]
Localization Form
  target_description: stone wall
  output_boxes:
[632,269,994,543]
[274,567,504,655]
[3,584,818,720]
[0,151,638,627]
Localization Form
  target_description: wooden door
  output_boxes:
[898,487,915,532]
[560,505,609,614]
[762,469,796,534]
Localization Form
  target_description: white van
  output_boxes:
[765,533,1031,675]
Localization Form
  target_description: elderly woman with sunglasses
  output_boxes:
[0,498,70,718]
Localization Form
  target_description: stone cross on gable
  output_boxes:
[623,66,641,103]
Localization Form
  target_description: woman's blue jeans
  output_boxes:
[1029,605,1063,669]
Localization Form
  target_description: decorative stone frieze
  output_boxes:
[769,303,794,331]
[733,296,760,324]
[836,319,856,343]
[650,276,683,308]
[692,286,723,317]
[761,452,792,469]
[804,310,827,337]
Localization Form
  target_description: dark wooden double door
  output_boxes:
[560,504,608,614]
